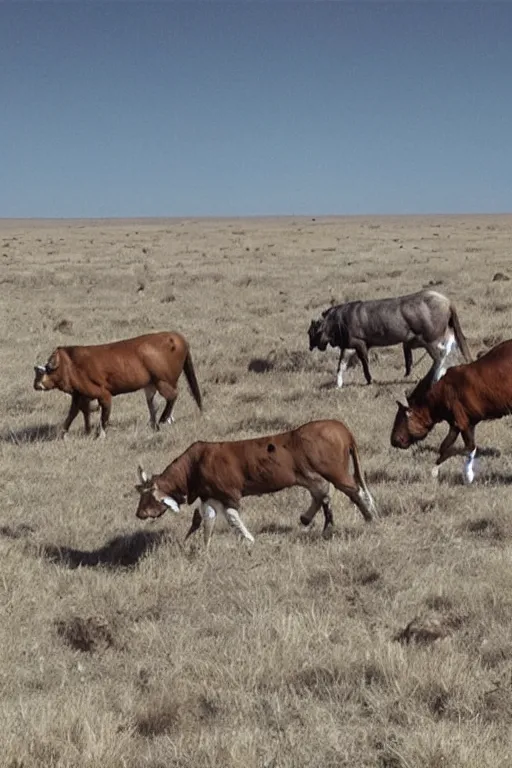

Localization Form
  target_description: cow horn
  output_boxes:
[137,465,149,484]
[35,365,46,374]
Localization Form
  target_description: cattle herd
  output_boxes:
[33,287,512,551]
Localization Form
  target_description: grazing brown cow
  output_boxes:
[135,419,379,549]
[390,340,512,483]
[308,290,471,387]
[34,332,202,437]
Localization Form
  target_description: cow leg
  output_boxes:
[336,349,354,389]
[184,507,203,542]
[431,426,460,478]
[321,499,335,537]
[221,505,255,544]
[403,342,413,377]
[154,381,178,425]
[78,396,92,435]
[159,396,177,426]
[144,385,159,431]
[330,473,374,522]
[423,342,447,381]
[461,426,477,485]
[353,341,372,384]
[201,501,218,550]
[300,481,331,528]
[60,393,81,438]
[342,485,375,522]
[97,392,112,439]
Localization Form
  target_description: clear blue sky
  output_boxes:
[2,2,511,217]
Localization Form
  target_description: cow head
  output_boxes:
[33,350,60,391]
[308,317,329,351]
[135,465,185,520]
[390,398,433,449]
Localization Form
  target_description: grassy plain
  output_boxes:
[1,214,512,767]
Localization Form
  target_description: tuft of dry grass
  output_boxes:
[1,214,512,766]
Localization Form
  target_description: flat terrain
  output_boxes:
[1,214,512,767]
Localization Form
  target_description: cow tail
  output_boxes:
[350,439,379,519]
[183,351,203,411]
[449,304,472,362]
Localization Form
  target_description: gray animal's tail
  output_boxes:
[350,440,379,520]
[183,351,203,411]
[449,304,472,362]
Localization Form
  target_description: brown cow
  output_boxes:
[390,340,512,483]
[135,419,379,549]
[34,332,202,437]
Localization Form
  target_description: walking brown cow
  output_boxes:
[135,419,379,550]
[34,331,202,437]
[390,340,512,483]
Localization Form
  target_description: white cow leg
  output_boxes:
[222,506,255,544]
[336,349,353,389]
[201,502,217,549]
[444,330,456,357]
[463,448,477,485]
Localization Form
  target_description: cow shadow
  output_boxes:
[414,445,501,459]
[318,378,408,392]
[0,523,36,539]
[0,423,59,444]
[37,530,171,569]
[259,522,294,535]
[440,470,512,487]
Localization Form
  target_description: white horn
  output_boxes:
[36,365,46,374]
[137,465,148,484]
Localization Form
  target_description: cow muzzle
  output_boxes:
[390,433,411,449]
[34,365,48,390]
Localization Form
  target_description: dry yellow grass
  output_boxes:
[1,214,512,767]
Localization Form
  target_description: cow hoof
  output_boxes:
[431,466,440,479]
[300,514,311,527]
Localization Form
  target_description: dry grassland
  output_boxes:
[1,214,512,768]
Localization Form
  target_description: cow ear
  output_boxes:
[137,465,149,484]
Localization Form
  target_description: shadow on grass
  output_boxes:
[39,530,171,569]
[318,378,407,391]
[415,444,501,459]
[0,423,59,444]
[259,522,294,535]
[440,470,512,487]
[0,523,36,539]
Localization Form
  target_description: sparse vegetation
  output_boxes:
[1,214,512,766]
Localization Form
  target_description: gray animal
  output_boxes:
[308,290,471,387]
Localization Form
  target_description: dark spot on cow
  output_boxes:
[267,443,276,453]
